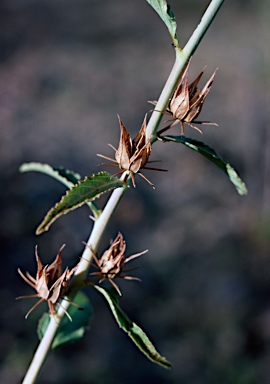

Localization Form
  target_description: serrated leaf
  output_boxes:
[20,162,81,189]
[161,135,247,195]
[94,285,172,369]
[146,0,179,47]
[36,172,124,234]
[37,292,93,349]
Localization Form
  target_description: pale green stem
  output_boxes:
[22,1,225,382]
[146,0,225,142]
[22,185,127,384]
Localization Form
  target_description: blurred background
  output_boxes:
[0,0,270,383]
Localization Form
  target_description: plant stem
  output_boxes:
[22,185,127,384]
[22,1,225,382]
[75,184,128,276]
[146,0,225,142]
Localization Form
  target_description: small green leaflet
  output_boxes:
[38,292,93,349]
[36,172,125,234]
[94,285,172,369]
[161,135,247,195]
[146,0,179,48]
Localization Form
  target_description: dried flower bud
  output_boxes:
[90,232,147,295]
[150,61,217,135]
[17,245,78,320]
[98,115,165,187]
[115,115,151,174]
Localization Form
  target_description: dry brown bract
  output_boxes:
[98,115,165,187]
[150,62,218,135]
[90,233,147,295]
[17,245,78,320]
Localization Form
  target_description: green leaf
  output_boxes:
[20,162,102,220]
[161,135,247,195]
[36,172,124,234]
[20,162,81,189]
[37,292,93,349]
[94,285,172,369]
[146,0,179,47]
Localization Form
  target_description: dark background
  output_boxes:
[1,0,270,383]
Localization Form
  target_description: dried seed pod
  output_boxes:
[89,233,147,295]
[17,245,78,320]
[150,61,218,135]
[97,115,166,187]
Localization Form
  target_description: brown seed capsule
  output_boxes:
[89,233,147,296]
[17,245,78,320]
[150,61,218,135]
[97,115,166,187]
